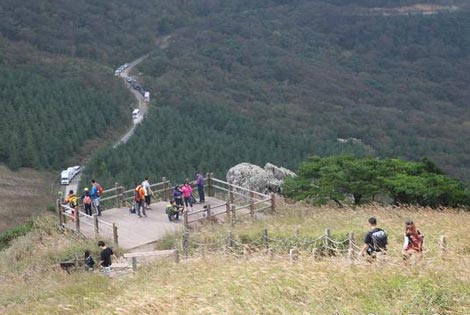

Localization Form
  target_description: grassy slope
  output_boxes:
[1,203,469,314]
[0,165,56,233]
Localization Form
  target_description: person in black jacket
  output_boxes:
[359,217,388,258]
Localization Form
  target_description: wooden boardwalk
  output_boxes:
[59,176,274,251]
[64,196,227,249]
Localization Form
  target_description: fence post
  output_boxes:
[162,177,168,201]
[182,231,189,257]
[262,228,268,250]
[94,215,99,238]
[132,257,137,271]
[290,247,299,263]
[207,172,213,197]
[225,200,231,221]
[439,235,447,257]
[57,199,63,227]
[226,231,233,248]
[231,205,236,227]
[324,228,331,254]
[249,192,255,219]
[174,249,180,263]
[75,207,80,234]
[270,193,276,212]
[183,210,189,229]
[347,232,355,261]
[229,184,234,205]
[115,182,120,208]
[205,204,211,219]
[113,223,119,248]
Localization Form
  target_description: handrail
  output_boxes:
[211,178,269,198]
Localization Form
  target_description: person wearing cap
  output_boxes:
[403,220,424,264]
[80,187,93,216]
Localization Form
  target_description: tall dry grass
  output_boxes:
[1,202,469,315]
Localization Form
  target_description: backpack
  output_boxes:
[96,184,104,197]
[69,196,78,208]
[407,231,424,251]
[83,195,92,205]
[371,228,388,252]
[134,185,143,202]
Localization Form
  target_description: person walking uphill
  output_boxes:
[90,179,103,216]
[64,190,79,222]
[403,220,424,264]
[80,187,93,216]
[98,240,117,276]
[359,217,388,259]
[195,172,205,203]
[181,181,193,212]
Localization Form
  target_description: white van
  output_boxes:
[132,109,141,119]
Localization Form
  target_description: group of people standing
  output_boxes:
[359,217,424,264]
[64,179,104,220]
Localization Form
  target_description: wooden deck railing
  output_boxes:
[57,173,276,246]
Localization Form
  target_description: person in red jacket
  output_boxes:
[403,220,424,264]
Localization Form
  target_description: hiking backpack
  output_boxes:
[134,185,143,202]
[83,195,92,205]
[371,228,388,252]
[69,196,78,208]
[96,184,104,197]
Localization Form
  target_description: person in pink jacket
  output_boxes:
[181,181,193,211]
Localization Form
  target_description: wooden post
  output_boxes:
[162,177,168,201]
[249,192,255,219]
[182,231,189,257]
[115,182,119,208]
[226,200,231,221]
[226,231,233,248]
[183,210,189,230]
[75,207,80,234]
[132,257,137,271]
[439,235,447,257]
[206,173,213,197]
[231,204,236,227]
[229,184,234,205]
[262,228,268,249]
[205,204,211,219]
[113,223,119,248]
[94,215,99,238]
[347,232,355,261]
[174,249,180,263]
[270,192,276,213]
[57,199,63,227]
[324,228,331,254]
[290,248,299,263]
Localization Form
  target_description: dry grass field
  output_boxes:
[0,165,56,232]
[0,201,469,315]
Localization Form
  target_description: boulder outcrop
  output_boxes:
[226,162,296,194]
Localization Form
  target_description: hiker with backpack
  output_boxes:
[64,189,78,222]
[172,185,184,210]
[142,176,153,210]
[359,217,388,259]
[80,187,93,216]
[403,220,424,264]
[90,179,104,216]
[134,182,146,218]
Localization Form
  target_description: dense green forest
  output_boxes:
[83,0,470,186]
[2,0,470,185]
[0,39,133,170]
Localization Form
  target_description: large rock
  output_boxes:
[226,162,296,194]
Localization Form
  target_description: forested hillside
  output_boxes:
[82,0,470,186]
[2,0,470,183]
